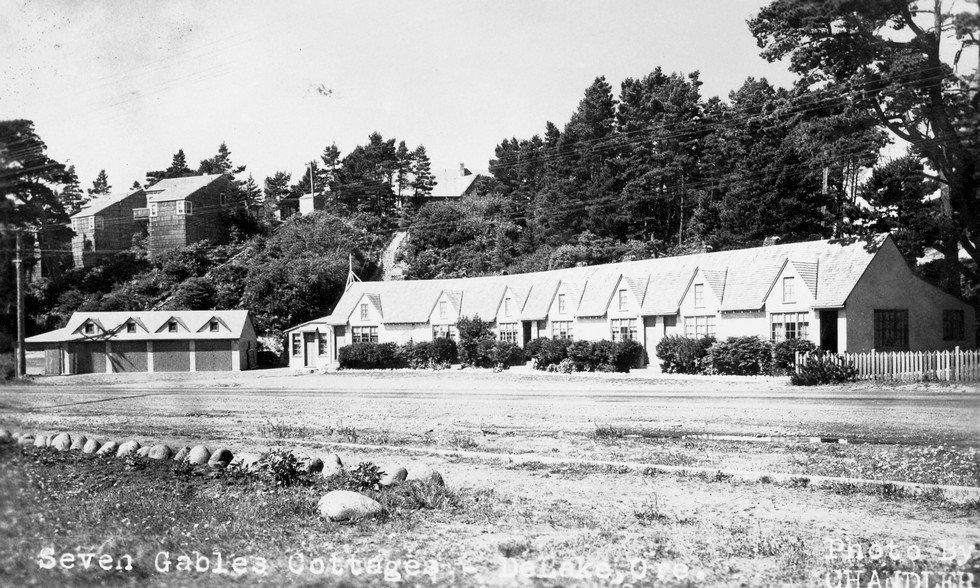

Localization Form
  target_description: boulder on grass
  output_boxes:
[208,448,233,468]
[304,457,324,474]
[116,440,141,457]
[231,452,261,471]
[82,439,101,454]
[69,435,87,450]
[33,435,48,448]
[148,444,173,460]
[0,429,13,443]
[50,433,72,451]
[187,445,211,465]
[17,435,34,446]
[380,467,408,487]
[97,440,119,456]
[317,490,383,522]
[136,446,151,458]
[322,453,344,477]
[416,468,445,487]
[173,447,192,462]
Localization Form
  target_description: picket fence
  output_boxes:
[795,347,980,382]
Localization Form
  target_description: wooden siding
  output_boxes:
[195,340,233,371]
[71,191,147,267]
[66,342,106,374]
[148,177,230,255]
[44,347,62,375]
[109,341,148,373]
[154,340,190,372]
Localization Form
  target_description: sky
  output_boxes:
[0,0,798,192]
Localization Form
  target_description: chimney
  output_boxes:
[762,236,782,247]
[459,163,466,176]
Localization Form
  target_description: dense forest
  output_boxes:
[1,0,977,354]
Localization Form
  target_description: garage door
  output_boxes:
[68,342,106,374]
[154,340,190,372]
[195,340,233,371]
[110,341,148,373]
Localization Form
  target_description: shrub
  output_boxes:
[523,337,549,361]
[610,339,645,372]
[343,461,385,491]
[489,341,524,369]
[656,335,715,374]
[338,342,402,369]
[535,338,569,368]
[0,354,15,380]
[791,353,858,386]
[258,450,304,488]
[566,340,594,371]
[456,316,495,366]
[400,340,433,369]
[707,336,773,376]
[771,338,817,375]
[430,337,458,364]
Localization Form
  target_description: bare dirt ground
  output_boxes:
[1,369,978,586]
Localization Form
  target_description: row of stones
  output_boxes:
[0,428,445,522]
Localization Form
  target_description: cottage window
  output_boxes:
[360,303,369,320]
[618,289,628,311]
[84,322,95,335]
[209,320,219,332]
[291,333,302,356]
[873,309,909,351]
[167,321,179,333]
[318,332,329,355]
[611,318,637,342]
[352,326,378,344]
[86,217,95,230]
[943,310,965,341]
[126,322,136,334]
[95,217,105,230]
[438,300,447,319]
[683,315,716,338]
[433,324,458,340]
[693,284,704,307]
[782,277,796,303]
[177,201,193,215]
[557,293,566,314]
[149,203,159,217]
[770,312,808,342]
[504,297,512,317]
[498,322,518,343]
[552,320,573,340]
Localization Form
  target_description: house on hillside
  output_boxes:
[70,189,147,267]
[133,174,233,255]
[284,235,975,371]
[422,164,482,204]
[24,310,257,375]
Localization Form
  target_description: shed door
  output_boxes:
[304,332,317,367]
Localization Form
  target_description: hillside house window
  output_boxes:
[504,297,512,317]
[291,333,301,356]
[84,322,95,335]
[943,310,965,341]
[318,332,329,355]
[149,203,159,217]
[126,322,136,334]
[219,192,227,206]
[209,320,219,332]
[433,324,458,340]
[360,303,369,320]
[782,277,796,303]
[552,320,573,340]
[95,217,105,230]
[177,201,193,215]
[874,309,909,351]
[71,219,78,232]
[683,315,715,338]
[693,284,704,307]
[86,217,95,230]
[499,322,518,343]
[770,312,808,342]
[167,320,179,333]
[618,289,628,311]
[438,301,447,319]
[611,318,637,342]
[352,326,378,343]
[557,293,566,314]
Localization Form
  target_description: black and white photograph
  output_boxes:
[1,0,978,585]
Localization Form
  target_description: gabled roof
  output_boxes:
[497,285,530,319]
[26,310,253,343]
[348,293,384,320]
[790,260,819,298]
[309,235,888,327]
[428,170,481,199]
[623,275,649,307]
[71,190,145,219]
[145,174,225,203]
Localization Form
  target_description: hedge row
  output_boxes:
[337,337,523,370]
[524,338,645,373]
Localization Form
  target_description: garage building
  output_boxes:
[25,310,257,375]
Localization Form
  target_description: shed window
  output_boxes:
[557,293,566,314]
[291,333,302,356]
[611,318,637,342]
[782,277,796,303]
[167,321,179,333]
[209,320,219,332]
[873,309,909,351]
[360,303,369,320]
[942,310,965,341]
[84,322,95,335]
[126,322,136,334]
[693,284,704,307]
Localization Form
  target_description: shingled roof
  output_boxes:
[308,235,887,327]
[145,174,225,202]
[26,310,253,343]
[71,190,144,218]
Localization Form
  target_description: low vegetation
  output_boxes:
[523,338,645,373]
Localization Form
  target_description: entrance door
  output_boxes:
[819,310,838,352]
[304,332,317,367]
[522,322,533,346]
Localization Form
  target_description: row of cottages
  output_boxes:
[69,173,232,266]
[285,235,975,371]
[24,311,257,375]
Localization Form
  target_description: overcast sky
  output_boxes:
[1,0,796,192]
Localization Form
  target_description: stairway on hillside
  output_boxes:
[381,231,409,280]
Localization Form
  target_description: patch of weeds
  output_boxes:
[334,425,359,443]
[787,476,811,488]
[878,482,907,499]
[376,480,459,513]
[448,432,478,450]
[634,494,668,524]
[714,471,734,483]
[258,449,306,489]
[593,424,626,439]
[343,462,385,491]
[825,481,860,495]
[498,538,531,558]
[257,419,318,439]
[758,475,773,484]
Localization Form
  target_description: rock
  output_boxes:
[173,447,191,462]
[69,434,87,450]
[136,446,151,458]
[208,448,233,468]
[380,466,408,487]
[326,453,343,467]
[322,460,344,478]
[148,444,173,460]
[17,435,34,446]
[304,457,324,474]
[231,452,262,471]
[187,445,211,465]
[82,439,101,453]
[317,490,383,522]
[0,429,13,443]
[50,433,72,451]
[97,440,119,455]
[416,468,445,487]
[116,440,141,457]
[33,435,48,448]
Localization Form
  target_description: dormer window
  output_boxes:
[209,320,219,332]
[84,322,95,335]
[126,322,137,334]
[167,320,178,333]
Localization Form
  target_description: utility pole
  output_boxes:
[14,231,26,379]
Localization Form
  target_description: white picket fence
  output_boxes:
[795,348,980,382]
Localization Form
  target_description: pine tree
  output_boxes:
[88,169,111,197]
[131,180,142,190]
[263,171,291,205]
[242,175,262,207]
[145,149,194,184]
[59,165,88,215]
[410,145,434,201]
